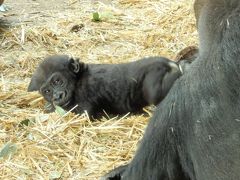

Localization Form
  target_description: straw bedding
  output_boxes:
[0,0,197,179]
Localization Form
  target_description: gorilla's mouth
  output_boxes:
[52,90,72,108]
[53,99,71,107]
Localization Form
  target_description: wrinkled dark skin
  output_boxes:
[28,55,182,119]
[101,0,240,179]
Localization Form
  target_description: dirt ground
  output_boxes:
[0,0,197,179]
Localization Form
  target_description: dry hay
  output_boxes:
[0,0,197,179]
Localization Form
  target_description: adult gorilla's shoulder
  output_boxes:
[101,0,240,179]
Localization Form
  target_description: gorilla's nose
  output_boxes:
[53,91,66,102]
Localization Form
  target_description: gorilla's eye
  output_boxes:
[44,89,51,94]
[53,78,63,86]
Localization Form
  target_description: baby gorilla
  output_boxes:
[28,55,182,119]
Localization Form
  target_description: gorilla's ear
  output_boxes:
[68,57,86,75]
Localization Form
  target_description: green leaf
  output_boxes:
[0,142,17,158]
[92,12,101,22]
[55,105,66,116]
[49,171,62,180]
[19,119,31,127]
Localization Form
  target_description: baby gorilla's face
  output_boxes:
[28,55,86,111]
[39,72,74,107]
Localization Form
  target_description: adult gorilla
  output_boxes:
[102,0,240,179]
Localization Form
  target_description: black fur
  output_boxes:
[102,0,240,179]
[28,55,182,119]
